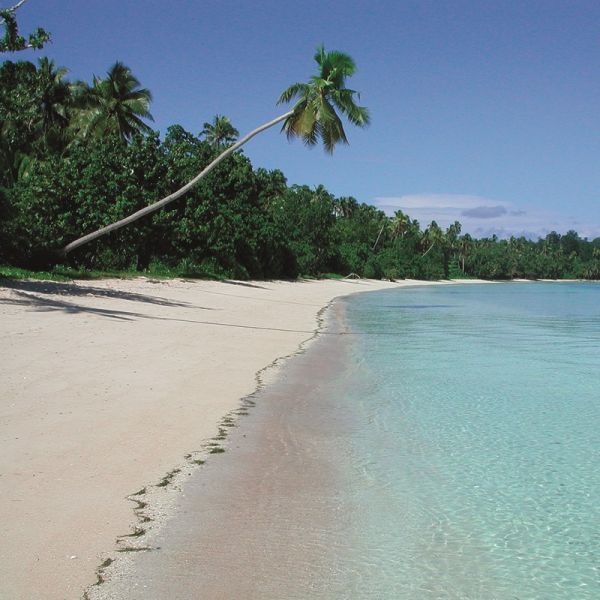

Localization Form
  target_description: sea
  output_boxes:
[97,282,600,600]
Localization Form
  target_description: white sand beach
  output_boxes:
[0,276,461,600]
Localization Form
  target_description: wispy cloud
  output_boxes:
[373,193,600,239]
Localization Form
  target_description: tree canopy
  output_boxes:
[278,46,370,153]
[1,54,598,281]
[60,45,371,254]
[0,1,50,53]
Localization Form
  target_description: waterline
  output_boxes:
[93,282,600,599]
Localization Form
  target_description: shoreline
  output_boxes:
[1,276,463,600]
[13,277,584,597]
[87,294,362,599]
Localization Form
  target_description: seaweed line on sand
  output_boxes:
[82,298,340,599]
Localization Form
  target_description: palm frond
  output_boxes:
[282,101,314,140]
[277,82,310,105]
[315,47,356,87]
[278,45,368,153]
[331,89,370,127]
[318,98,347,153]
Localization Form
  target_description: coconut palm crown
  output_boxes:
[73,61,153,143]
[277,46,370,153]
[37,58,71,133]
[201,114,239,147]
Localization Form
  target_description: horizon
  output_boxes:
[11,0,600,239]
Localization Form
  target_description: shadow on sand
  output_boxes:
[0,290,320,331]
[0,279,218,321]
[0,279,191,307]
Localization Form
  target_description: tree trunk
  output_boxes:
[371,223,386,250]
[61,109,294,255]
[0,1,30,24]
[422,242,435,257]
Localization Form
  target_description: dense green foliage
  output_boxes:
[1,3,50,53]
[61,45,372,253]
[2,57,599,281]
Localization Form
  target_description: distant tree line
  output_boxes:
[1,57,599,280]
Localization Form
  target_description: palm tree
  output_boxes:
[390,210,410,241]
[0,58,71,183]
[36,58,70,133]
[62,45,369,255]
[457,234,473,273]
[422,221,444,257]
[71,61,153,144]
[278,46,369,153]
[372,216,389,250]
[35,57,72,153]
[443,221,462,277]
[201,115,239,147]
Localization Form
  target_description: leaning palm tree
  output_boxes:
[422,221,444,257]
[62,45,369,255]
[71,61,153,144]
[201,114,239,147]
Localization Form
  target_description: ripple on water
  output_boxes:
[92,283,600,599]
[342,282,600,598]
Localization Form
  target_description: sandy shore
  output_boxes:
[88,298,360,600]
[0,276,459,600]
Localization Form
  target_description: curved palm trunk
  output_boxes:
[422,242,435,257]
[62,110,294,255]
[371,222,386,251]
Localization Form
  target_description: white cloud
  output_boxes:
[377,194,495,211]
[373,193,600,240]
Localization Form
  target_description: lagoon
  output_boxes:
[342,282,600,598]
[95,282,600,599]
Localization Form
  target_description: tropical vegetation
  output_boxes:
[1,51,600,282]
[60,45,370,254]
[1,1,50,53]
[201,115,239,148]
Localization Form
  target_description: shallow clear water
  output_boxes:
[97,282,600,600]
[342,282,600,598]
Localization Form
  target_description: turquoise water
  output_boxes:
[97,282,600,599]
[341,282,600,598]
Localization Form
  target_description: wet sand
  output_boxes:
[88,300,362,599]
[0,276,429,600]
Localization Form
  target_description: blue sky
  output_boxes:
[13,0,600,239]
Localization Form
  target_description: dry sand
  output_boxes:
[0,276,456,600]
